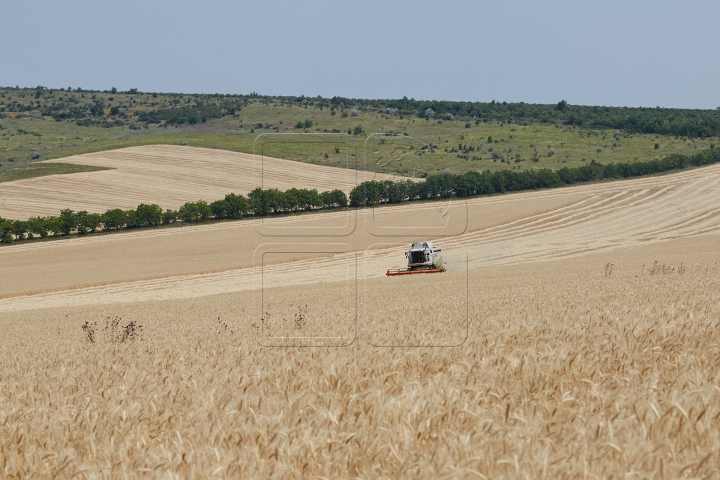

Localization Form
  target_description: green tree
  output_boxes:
[101,208,127,230]
[179,201,212,222]
[43,216,62,236]
[59,209,78,235]
[210,194,251,219]
[135,203,163,227]
[321,189,347,208]
[27,217,48,238]
[13,220,30,240]
[163,209,178,224]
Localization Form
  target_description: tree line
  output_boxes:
[349,148,720,205]
[0,188,347,243]
[2,148,719,244]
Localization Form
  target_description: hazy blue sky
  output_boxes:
[2,1,719,109]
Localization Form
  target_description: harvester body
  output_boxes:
[386,241,445,276]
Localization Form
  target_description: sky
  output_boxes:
[2,0,719,109]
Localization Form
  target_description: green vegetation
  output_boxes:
[0,188,348,244]
[351,148,720,206]
[0,162,110,182]
[1,86,718,182]
[3,148,719,245]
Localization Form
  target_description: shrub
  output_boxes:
[654,143,660,149]
[425,108,435,119]
[465,122,471,128]
[31,151,40,160]
[612,141,618,147]
[596,147,603,153]
[548,148,556,157]
[350,109,359,116]
[353,125,364,136]
[487,136,493,143]
[379,137,387,145]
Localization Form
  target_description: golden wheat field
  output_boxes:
[2,152,720,478]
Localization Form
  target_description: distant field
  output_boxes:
[0,145,409,219]
[1,87,716,182]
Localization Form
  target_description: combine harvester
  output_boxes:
[386,241,446,276]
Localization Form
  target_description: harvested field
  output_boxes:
[2,156,720,477]
[0,145,409,220]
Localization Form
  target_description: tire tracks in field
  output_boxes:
[3,162,720,311]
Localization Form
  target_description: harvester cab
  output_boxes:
[387,241,446,276]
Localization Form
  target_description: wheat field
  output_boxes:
[0,145,412,220]
[2,152,720,477]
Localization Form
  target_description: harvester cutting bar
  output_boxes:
[386,266,446,276]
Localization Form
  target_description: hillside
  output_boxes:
[1,86,717,182]
[0,145,410,219]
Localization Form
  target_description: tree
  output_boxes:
[27,216,48,238]
[111,87,117,94]
[224,193,251,218]
[163,209,178,224]
[13,220,30,240]
[135,203,163,227]
[59,209,78,235]
[353,125,364,136]
[179,200,212,222]
[556,100,568,112]
[487,135,493,143]
[1,230,12,243]
[43,216,62,236]
[80,212,102,233]
[425,108,435,119]
[101,209,127,230]
[321,189,347,208]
